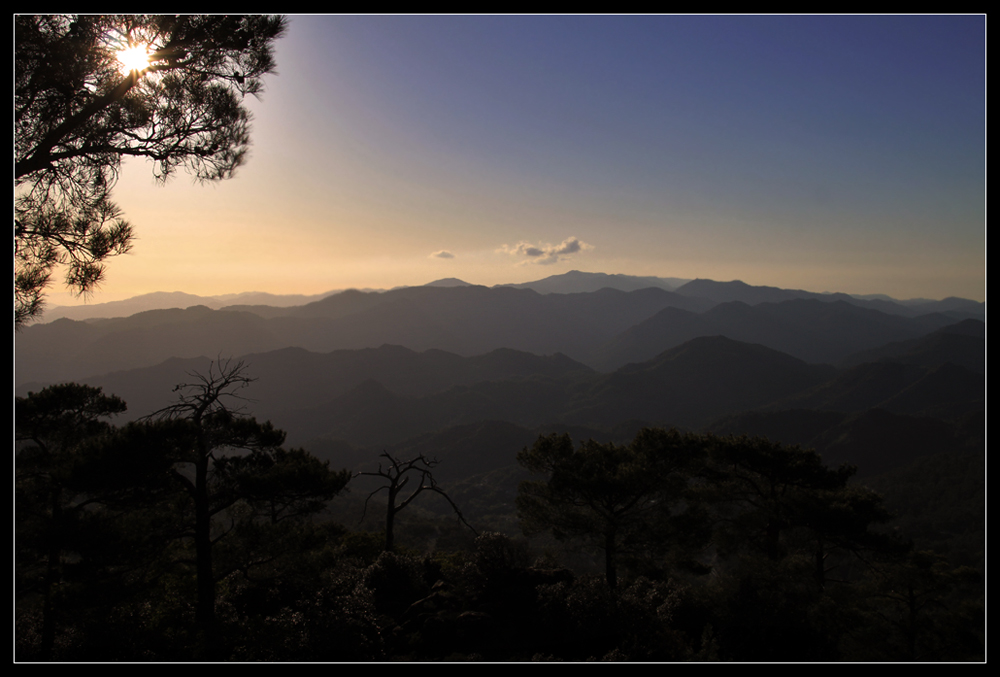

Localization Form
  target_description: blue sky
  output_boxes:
[65,14,984,305]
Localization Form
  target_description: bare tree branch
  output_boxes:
[356,451,478,551]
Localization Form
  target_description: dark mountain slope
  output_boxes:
[24,345,594,439]
[839,319,985,373]
[15,307,279,386]
[704,409,849,446]
[499,269,689,294]
[674,278,984,320]
[707,407,981,478]
[592,298,959,369]
[40,336,840,448]
[566,336,838,429]
[810,408,974,477]
[16,286,703,386]
[772,360,983,418]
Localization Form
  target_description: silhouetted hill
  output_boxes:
[32,275,981,326]
[902,297,986,320]
[19,327,983,491]
[39,290,341,322]
[277,285,714,369]
[353,420,537,483]
[499,270,689,294]
[16,286,709,386]
[425,277,473,287]
[315,418,661,526]
[21,344,594,442]
[704,409,848,446]
[703,299,960,362]
[706,407,980,478]
[15,306,281,385]
[589,306,717,371]
[592,298,961,369]
[240,344,593,403]
[675,278,825,305]
[840,319,985,373]
[566,336,838,429]
[811,408,974,477]
[674,278,983,319]
[864,438,984,566]
[877,362,985,418]
[773,360,983,418]
[34,337,847,447]
[310,378,423,444]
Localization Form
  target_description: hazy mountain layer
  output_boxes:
[41,289,345,322]
[22,336,843,447]
[706,408,982,478]
[16,285,711,386]
[673,279,984,320]
[20,344,593,433]
[18,285,980,394]
[772,360,984,418]
[838,319,985,373]
[498,269,689,294]
[32,272,983,324]
[590,299,973,369]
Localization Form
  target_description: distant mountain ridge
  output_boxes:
[35,271,982,323]
[16,285,714,386]
[16,268,984,591]
[838,319,985,373]
[18,336,831,444]
[41,289,348,322]
[590,298,977,369]
[708,408,981,478]
[672,279,984,320]
[20,329,979,451]
[498,270,689,294]
[17,283,980,388]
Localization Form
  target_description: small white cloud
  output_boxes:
[497,236,593,265]
[430,250,455,259]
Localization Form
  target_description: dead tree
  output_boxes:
[143,357,349,657]
[357,452,477,552]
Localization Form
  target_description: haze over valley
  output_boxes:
[16,270,983,460]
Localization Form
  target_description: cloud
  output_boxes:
[497,236,593,265]
[430,250,455,259]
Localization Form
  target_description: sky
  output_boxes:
[48,15,986,306]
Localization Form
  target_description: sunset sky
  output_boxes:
[49,15,985,306]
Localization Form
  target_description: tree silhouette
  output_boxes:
[15,383,127,660]
[357,452,477,552]
[517,428,706,590]
[15,15,286,325]
[862,549,983,661]
[135,358,349,658]
[704,434,895,580]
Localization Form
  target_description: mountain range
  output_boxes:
[16,271,984,483]
[15,273,982,387]
[35,270,983,322]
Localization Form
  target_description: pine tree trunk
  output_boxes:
[385,483,399,552]
[605,526,618,590]
[39,487,62,660]
[193,448,219,659]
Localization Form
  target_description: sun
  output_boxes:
[117,43,151,75]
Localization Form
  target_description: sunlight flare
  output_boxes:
[116,43,151,75]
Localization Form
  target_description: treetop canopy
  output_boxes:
[14,15,287,326]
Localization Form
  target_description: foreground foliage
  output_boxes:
[15,364,351,661]
[15,390,982,661]
[517,428,708,589]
